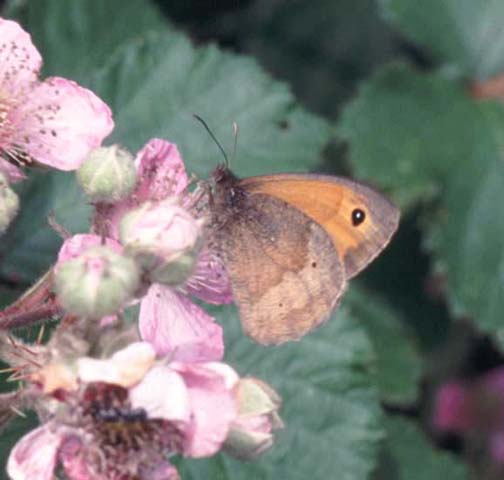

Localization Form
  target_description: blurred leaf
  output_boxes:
[345,287,422,405]
[374,415,469,480]
[338,61,504,346]
[0,172,90,284]
[425,101,504,342]
[337,63,482,209]
[380,0,504,80]
[0,286,21,308]
[4,0,167,84]
[236,0,399,118]
[359,215,452,353]
[91,30,331,177]
[177,304,383,480]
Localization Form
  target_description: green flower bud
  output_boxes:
[0,173,19,234]
[224,378,283,460]
[77,145,136,203]
[54,245,140,319]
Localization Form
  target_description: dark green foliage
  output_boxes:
[2,0,501,478]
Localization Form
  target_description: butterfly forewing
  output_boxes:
[239,174,400,278]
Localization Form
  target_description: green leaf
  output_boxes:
[91,30,331,177]
[374,416,469,480]
[345,287,422,405]
[0,172,91,283]
[4,0,167,84]
[337,63,482,209]
[238,0,398,118]
[338,61,504,347]
[379,0,504,80]
[425,101,504,341]
[0,286,22,308]
[177,304,383,480]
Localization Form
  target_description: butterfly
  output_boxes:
[207,165,399,345]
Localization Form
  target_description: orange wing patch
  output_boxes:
[240,174,399,278]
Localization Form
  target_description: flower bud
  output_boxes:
[54,245,140,319]
[120,199,202,286]
[224,377,283,460]
[0,172,19,233]
[77,145,136,203]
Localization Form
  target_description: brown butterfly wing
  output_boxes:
[214,192,346,345]
[239,174,400,278]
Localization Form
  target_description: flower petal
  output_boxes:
[171,362,237,457]
[139,461,180,480]
[7,425,62,480]
[12,77,113,170]
[0,18,41,96]
[433,382,472,432]
[134,139,188,202]
[130,365,191,424]
[491,432,504,464]
[56,234,122,265]
[186,247,233,305]
[139,284,224,362]
[77,342,156,388]
[204,362,240,389]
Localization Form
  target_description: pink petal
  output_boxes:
[483,367,504,396]
[59,436,101,480]
[139,284,224,362]
[92,202,126,241]
[491,432,504,464]
[186,247,233,305]
[7,425,63,480]
[130,365,191,424]
[0,158,26,183]
[0,18,41,96]
[172,362,237,457]
[139,461,180,480]
[12,77,113,170]
[77,342,156,388]
[433,382,472,432]
[204,362,240,389]
[234,414,272,434]
[134,139,188,202]
[56,234,122,265]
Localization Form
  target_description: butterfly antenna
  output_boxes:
[231,122,239,168]
[193,114,228,167]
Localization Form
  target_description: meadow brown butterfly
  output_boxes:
[207,165,399,345]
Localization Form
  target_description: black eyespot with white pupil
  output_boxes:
[352,208,366,226]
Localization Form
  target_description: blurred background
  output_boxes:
[2,1,504,479]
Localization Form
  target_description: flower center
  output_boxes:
[0,89,32,167]
[79,382,184,478]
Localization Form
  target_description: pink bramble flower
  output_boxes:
[433,367,504,466]
[433,381,473,433]
[7,342,242,480]
[60,139,232,361]
[0,17,113,182]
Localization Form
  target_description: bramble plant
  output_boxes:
[3,1,504,479]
